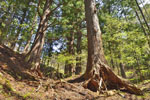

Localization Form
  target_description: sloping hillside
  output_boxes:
[0,44,36,80]
[0,44,149,100]
[0,44,99,100]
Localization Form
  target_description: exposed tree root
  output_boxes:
[83,60,143,95]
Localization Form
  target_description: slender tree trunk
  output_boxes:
[75,31,82,75]
[119,63,126,78]
[135,10,147,36]
[119,54,126,78]
[65,61,69,75]
[135,0,150,33]
[135,10,150,46]
[81,0,142,95]
[116,61,120,75]
[140,0,150,20]
[23,13,38,54]
[65,32,75,76]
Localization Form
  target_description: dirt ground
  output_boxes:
[0,44,150,100]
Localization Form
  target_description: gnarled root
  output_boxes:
[83,61,142,95]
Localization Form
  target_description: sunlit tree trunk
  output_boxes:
[135,0,150,33]
[82,0,141,95]
[26,0,61,73]
[135,10,150,46]
[140,0,150,21]
[84,0,107,79]
[26,0,53,71]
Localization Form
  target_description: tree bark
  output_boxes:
[118,54,126,78]
[84,0,107,79]
[135,0,150,33]
[26,0,52,71]
[75,31,82,75]
[82,0,142,95]
[26,0,61,73]
[135,10,150,47]
[119,63,126,78]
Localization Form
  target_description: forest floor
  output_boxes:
[0,44,150,100]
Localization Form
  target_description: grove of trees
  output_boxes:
[0,0,150,95]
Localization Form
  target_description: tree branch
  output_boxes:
[37,0,42,18]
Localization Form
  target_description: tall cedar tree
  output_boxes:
[83,0,142,95]
[26,0,61,73]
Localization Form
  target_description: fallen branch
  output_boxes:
[36,81,42,92]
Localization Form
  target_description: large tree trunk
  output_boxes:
[75,31,82,75]
[84,0,107,79]
[83,0,142,95]
[27,24,46,69]
[26,0,52,71]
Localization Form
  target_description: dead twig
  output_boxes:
[36,81,42,92]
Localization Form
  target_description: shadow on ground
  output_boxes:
[0,45,37,82]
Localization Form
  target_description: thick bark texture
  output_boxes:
[26,0,61,75]
[26,0,52,71]
[84,0,107,79]
[83,0,142,95]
